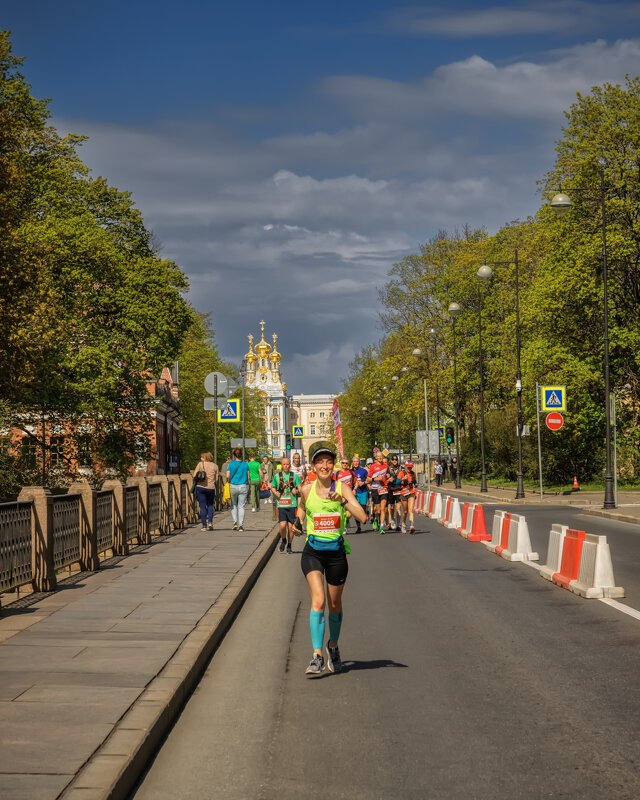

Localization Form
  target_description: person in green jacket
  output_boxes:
[248,453,262,512]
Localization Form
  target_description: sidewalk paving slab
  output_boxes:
[0,504,279,800]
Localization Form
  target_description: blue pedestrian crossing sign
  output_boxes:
[292,425,305,438]
[541,386,566,412]
[218,399,239,422]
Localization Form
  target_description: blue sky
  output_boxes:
[6,1,640,392]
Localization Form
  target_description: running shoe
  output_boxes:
[326,642,342,673]
[279,539,286,553]
[372,520,378,531]
[201,526,207,531]
[238,526,244,532]
[410,524,415,534]
[305,653,325,675]
[401,524,406,534]
[232,523,238,531]
[286,543,292,554]
[207,523,213,531]
[379,526,385,535]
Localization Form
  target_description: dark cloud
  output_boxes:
[57,38,639,392]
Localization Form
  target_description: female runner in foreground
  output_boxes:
[296,447,366,675]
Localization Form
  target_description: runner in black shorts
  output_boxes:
[297,447,366,675]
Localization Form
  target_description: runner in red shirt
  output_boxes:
[398,460,417,533]
[366,450,389,534]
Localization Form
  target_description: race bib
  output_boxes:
[313,513,341,536]
[279,495,292,506]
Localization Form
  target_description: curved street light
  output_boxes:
[476,265,493,492]
[550,170,615,509]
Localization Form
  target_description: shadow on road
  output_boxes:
[341,658,408,672]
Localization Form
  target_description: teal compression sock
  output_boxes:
[328,610,343,642]
[309,610,325,650]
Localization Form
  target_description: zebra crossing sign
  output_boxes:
[218,399,239,422]
[541,386,566,412]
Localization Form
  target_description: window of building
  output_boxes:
[272,435,279,447]
[50,435,65,468]
[272,417,279,431]
[319,424,325,435]
[310,424,316,435]
[319,411,325,419]
[309,412,316,419]
[21,436,37,468]
[77,435,92,467]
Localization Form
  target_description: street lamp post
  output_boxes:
[550,168,615,509]
[447,302,462,489]
[476,265,492,492]
[392,375,399,456]
[480,250,525,499]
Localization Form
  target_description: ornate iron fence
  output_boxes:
[0,502,33,593]
[168,484,174,528]
[95,491,113,554]
[52,495,81,570]
[125,486,138,542]
[148,483,161,533]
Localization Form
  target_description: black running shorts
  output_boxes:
[278,507,296,524]
[371,489,388,504]
[300,541,348,586]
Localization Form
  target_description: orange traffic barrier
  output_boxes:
[467,505,490,542]
[428,491,436,516]
[494,512,512,556]
[457,503,471,536]
[441,495,453,526]
[553,529,586,589]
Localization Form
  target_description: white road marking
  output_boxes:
[599,597,640,621]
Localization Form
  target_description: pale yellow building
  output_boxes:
[287,394,336,464]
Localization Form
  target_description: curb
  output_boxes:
[579,507,640,525]
[61,524,280,800]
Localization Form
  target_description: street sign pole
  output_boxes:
[536,383,543,498]
[214,375,218,465]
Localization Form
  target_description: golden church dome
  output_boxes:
[245,334,257,364]
[270,333,281,364]
[255,320,272,358]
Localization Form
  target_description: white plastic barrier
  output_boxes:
[431,492,443,520]
[571,534,624,598]
[539,524,568,582]
[483,510,538,562]
[444,497,462,530]
[438,495,452,526]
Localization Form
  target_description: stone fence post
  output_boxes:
[68,480,99,572]
[126,476,150,545]
[181,472,196,524]
[103,479,128,556]
[18,487,55,592]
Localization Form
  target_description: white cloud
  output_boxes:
[389,2,640,38]
[56,37,640,393]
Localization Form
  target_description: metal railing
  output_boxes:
[95,491,113,554]
[1,474,197,605]
[125,486,139,542]
[148,483,161,533]
[0,502,32,593]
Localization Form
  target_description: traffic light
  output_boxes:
[286,433,292,450]
[445,426,454,445]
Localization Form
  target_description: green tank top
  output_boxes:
[305,480,346,543]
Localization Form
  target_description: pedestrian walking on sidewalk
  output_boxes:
[226,448,249,531]
[297,447,366,676]
[248,454,261,512]
[260,456,274,503]
[271,456,302,554]
[193,452,219,530]
[434,460,443,487]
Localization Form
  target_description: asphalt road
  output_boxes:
[132,513,640,800]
